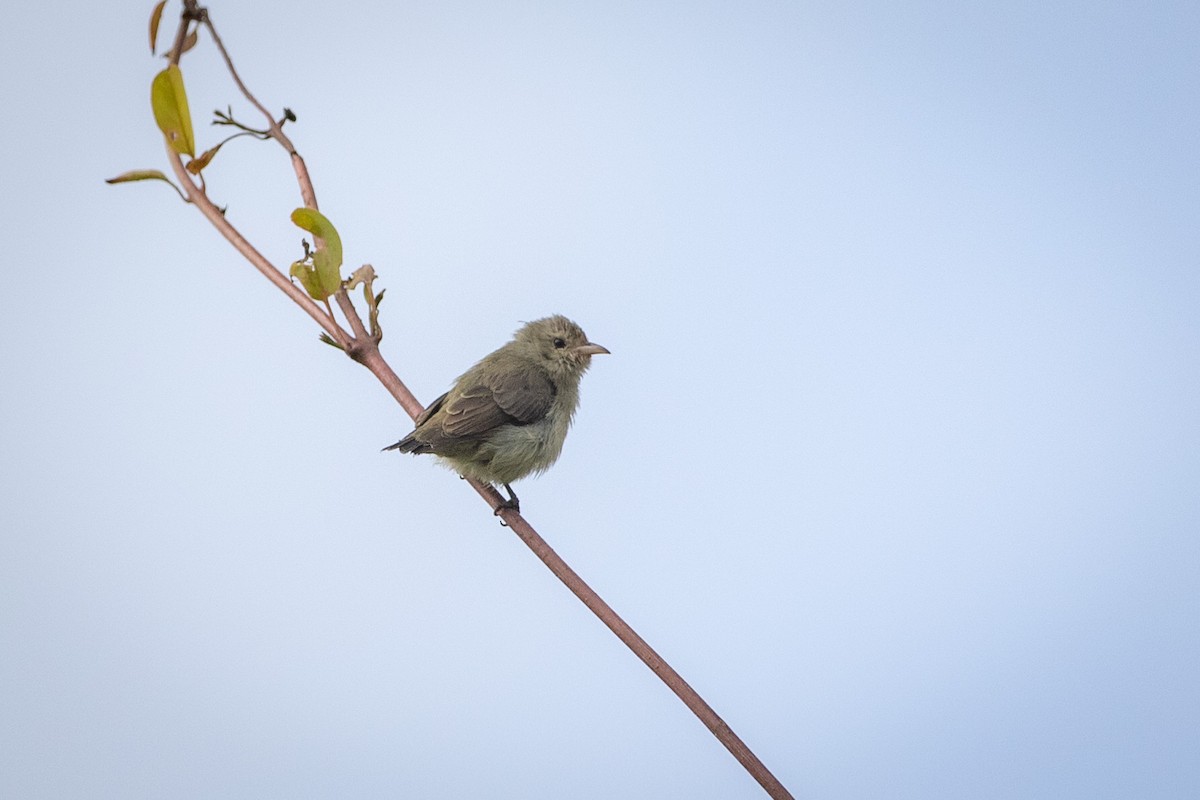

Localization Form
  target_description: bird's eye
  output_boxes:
[553,337,567,349]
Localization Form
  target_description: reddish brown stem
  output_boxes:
[487,492,794,799]
[156,5,793,798]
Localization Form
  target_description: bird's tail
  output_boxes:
[382,435,418,453]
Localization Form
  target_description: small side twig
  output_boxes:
[194,5,317,210]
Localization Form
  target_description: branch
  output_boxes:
[489,495,795,799]
[150,4,793,798]
[162,153,348,345]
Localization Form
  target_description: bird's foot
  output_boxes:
[493,483,520,523]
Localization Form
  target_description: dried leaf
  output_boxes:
[186,140,225,174]
[149,0,167,55]
[345,264,376,290]
[163,29,199,61]
[181,28,199,54]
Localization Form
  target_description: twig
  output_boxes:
[195,5,317,210]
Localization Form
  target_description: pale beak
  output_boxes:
[573,343,610,357]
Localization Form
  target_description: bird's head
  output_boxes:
[513,315,610,380]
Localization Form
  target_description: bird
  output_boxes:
[384,315,609,513]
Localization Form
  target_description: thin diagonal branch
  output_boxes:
[152,4,793,798]
[488,494,794,799]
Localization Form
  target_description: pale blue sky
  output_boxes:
[2,2,1198,798]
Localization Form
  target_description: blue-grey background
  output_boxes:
[2,2,1197,798]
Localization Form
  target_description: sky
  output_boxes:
[2,1,1198,798]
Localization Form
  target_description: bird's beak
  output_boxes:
[573,343,610,357]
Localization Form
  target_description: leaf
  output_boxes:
[289,259,326,300]
[105,169,172,185]
[105,169,189,202]
[346,265,383,340]
[163,29,199,61]
[186,140,225,174]
[151,65,195,157]
[289,208,344,300]
[345,264,376,290]
[290,211,344,282]
[318,332,344,350]
[149,0,166,54]
[181,29,199,54]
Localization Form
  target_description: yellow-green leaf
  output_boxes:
[290,208,343,263]
[149,0,166,54]
[290,260,326,300]
[105,169,189,202]
[290,208,344,298]
[151,65,195,157]
[106,169,172,185]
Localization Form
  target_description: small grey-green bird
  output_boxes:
[384,315,609,512]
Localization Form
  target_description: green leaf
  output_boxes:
[149,1,167,54]
[289,208,344,300]
[151,65,195,157]
[318,332,344,350]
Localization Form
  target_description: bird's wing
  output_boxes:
[414,391,449,427]
[489,368,557,424]
[440,366,556,438]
